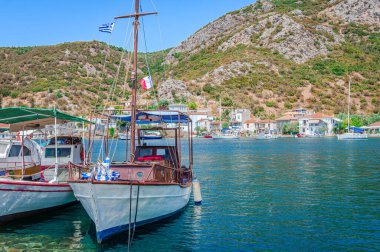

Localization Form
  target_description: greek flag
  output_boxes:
[98,22,115,33]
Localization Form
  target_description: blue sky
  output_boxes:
[0,0,255,52]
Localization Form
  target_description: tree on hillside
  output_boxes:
[188,101,197,110]
[158,100,169,109]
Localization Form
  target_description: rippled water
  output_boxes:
[1,138,380,251]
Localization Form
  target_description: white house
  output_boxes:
[230,109,251,131]
[256,119,278,134]
[195,118,213,133]
[243,118,259,133]
[298,112,341,136]
[187,110,209,132]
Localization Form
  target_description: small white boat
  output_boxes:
[337,77,368,140]
[118,131,162,140]
[256,132,278,140]
[0,179,76,222]
[337,132,368,140]
[212,133,240,140]
[0,107,89,223]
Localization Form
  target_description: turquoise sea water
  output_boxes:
[1,138,380,251]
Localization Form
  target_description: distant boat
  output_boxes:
[213,132,239,140]
[337,77,368,140]
[213,98,239,140]
[256,132,278,140]
[119,131,162,140]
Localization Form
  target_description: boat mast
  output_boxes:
[115,0,157,163]
[347,76,351,133]
[219,97,222,132]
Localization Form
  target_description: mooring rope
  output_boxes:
[127,182,140,251]
[128,182,133,251]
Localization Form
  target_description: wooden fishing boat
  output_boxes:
[68,1,194,243]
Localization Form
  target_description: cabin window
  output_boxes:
[45,148,71,158]
[8,145,21,157]
[0,143,8,156]
[139,148,153,157]
[23,146,31,156]
[156,148,167,157]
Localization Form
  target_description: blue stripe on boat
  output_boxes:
[96,206,187,243]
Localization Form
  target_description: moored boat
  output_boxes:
[68,2,195,243]
[337,77,368,140]
[256,132,278,140]
[0,107,89,223]
[69,111,193,242]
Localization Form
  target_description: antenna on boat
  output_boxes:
[115,0,157,163]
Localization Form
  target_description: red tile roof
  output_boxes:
[369,121,380,127]
[256,119,276,123]
[244,118,258,124]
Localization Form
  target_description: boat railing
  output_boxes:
[146,163,192,184]
[0,161,39,170]
[68,162,90,180]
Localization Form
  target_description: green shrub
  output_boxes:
[11,91,20,98]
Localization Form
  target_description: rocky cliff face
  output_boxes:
[320,0,380,25]
[158,0,380,116]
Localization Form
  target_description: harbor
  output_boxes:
[0,0,379,250]
[0,138,379,250]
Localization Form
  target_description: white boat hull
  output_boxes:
[0,179,76,222]
[69,182,192,242]
[213,135,239,139]
[337,133,368,140]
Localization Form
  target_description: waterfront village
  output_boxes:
[4,103,376,139]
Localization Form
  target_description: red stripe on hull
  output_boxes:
[0,188,72,193]
[0,180,70,187]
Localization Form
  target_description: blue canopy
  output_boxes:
[350,126,364,133]
[111,111,190,124]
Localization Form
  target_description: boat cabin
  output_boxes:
[41,136,84,168]
[135,145,179,167]
[0,139,41,176]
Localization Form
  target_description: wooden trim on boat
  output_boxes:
[68,180,187,186]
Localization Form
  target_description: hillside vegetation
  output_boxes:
[0,0,379,118]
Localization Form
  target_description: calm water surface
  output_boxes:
[1,138,380,251]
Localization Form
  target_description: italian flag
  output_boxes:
[140,76,152,90]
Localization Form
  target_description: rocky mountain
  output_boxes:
[0,0,379,118]
[162,0,380,117]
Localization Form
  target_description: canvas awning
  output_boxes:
[111,111,190,124]
[0,107,90,131]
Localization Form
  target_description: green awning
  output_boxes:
[0,107,90,131]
